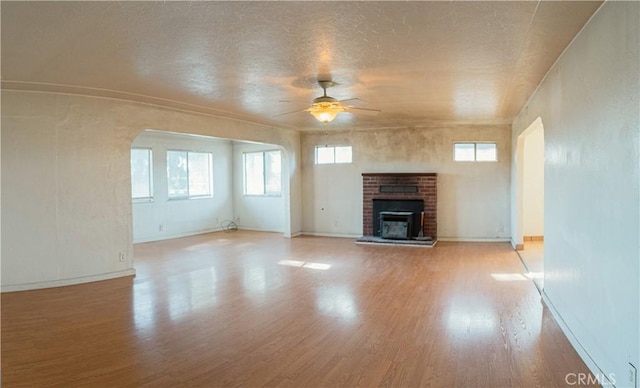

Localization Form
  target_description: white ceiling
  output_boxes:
[1,1,602,131]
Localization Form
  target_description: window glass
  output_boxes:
[188,152,213,196]
[167,150,188,198]
[167,150,213,199]
[335,146,353,164]
[454,143,475,162]
[454,142,497,162]
[315,145,352,164]
[244,150,281,195]
[316,146,335,164]
[244,152,265,195]
[476,143,497,161]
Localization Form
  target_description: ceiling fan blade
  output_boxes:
[338,98,361,104]
[344,106,381,116]
[273,107,309,117]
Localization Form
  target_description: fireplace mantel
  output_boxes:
[362,173,437,239]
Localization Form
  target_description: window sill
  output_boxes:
[133,198,154,204]
[243,194,282,198]
[168,196,214,201]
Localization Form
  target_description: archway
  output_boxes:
[515,117,545,289]
[130,129,292,245]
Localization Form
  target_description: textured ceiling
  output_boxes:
[1,1,602,131]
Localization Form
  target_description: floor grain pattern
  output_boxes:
[2,231,596,387]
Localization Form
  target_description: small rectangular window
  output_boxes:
[315,145,353,164]
[131,148,153,202]
[475,143,498,161]
[167,150,213,199]
[454,142,497,162]
[244,150,282,196]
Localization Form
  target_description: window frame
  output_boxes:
[243,149,282,197]
[314,145,353,165]
[166,149,214,200]
[453,142,498,162]
[131,147,154,203]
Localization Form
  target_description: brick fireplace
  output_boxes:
[362,173,437,239]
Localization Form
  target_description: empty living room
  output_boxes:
[2,1,638,387]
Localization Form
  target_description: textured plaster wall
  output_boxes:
[301,125,511,239]
[511,2,639,383]
[131,131,234,243]
[1,91,301,290]
[232,142,285,233]
[522,127,544,236]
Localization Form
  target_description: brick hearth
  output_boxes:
[362,173,437,239]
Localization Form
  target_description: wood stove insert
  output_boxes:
[380,211,413,240]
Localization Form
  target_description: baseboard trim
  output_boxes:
[133,227,224,243]
[524,235,544,241]
[236,227,283,233]
[288,231,303,238]
[510,238,525,250]
[1,268,136,293]
[438,237,511,243]
[301,232,361,239]
[541,292,613,387]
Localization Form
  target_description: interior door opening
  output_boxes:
[515,117,545,290]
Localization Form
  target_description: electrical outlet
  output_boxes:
[118,252,126,262]
[159,224,163,232]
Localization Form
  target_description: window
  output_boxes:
[315,145,352,164]
[454,142,497,162]
[244,150,281,195]
[131,148,153,201]
[167,150,213,199]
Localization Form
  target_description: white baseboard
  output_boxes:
[541,292,613,387]
[438,237,511,243]
[236,227,283,233]
[287,231,303,238]
[301,232,361,239]
[133,227,224,243]
[511,238,525,251]
[1,268,136,293]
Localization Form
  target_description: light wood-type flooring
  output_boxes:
[2,231,596,387]
[518,241,545,290]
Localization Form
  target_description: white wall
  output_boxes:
[301,125,511,240]
[232,142,285,233]
[522,127,544,236]
[132,131,233,243]
[512,2,639,384]
[1,91,301,291]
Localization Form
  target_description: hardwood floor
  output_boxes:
[518,241,545,290]
[2,231,596,387]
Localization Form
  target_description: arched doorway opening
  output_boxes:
[515,117,545,289]
[130,129,292,245]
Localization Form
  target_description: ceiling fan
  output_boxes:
[275,80,381,124]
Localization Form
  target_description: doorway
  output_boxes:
[515,118,545,289]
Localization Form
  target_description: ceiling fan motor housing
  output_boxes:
[313,95,338,104]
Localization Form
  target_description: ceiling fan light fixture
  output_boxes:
[307,102,344,124]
